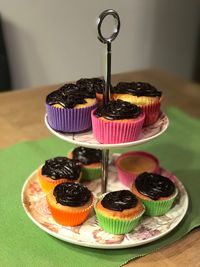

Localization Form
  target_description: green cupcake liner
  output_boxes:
[94,206,145,235]
[67,149,101,181]
[140,188,178,216]
[82,166,101,181]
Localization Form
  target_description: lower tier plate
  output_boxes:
[21,162,188,249]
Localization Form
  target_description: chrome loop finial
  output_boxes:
[97,9,120,44]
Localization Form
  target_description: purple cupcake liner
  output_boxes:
[46,101,97,133]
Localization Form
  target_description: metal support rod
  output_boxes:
[101,149,109,193]
[97,9,120,193]
[103,42,111,105]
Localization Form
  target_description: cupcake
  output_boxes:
[68,146,102,181]
[46,83,97,132]
[37,156,82,193]
[115,151,160,187]
[112,82,162,126]
[95,190,145,234]
[76,77,105,104]
[91,99,145,144]
[46,182,94,226]
[131,172,178,216]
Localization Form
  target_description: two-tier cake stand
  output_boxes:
[22,10,188,249]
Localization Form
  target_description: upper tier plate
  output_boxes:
[45,112,169,149]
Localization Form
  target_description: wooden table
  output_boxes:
[1,69,200,266]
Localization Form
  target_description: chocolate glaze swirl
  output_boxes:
[94,99,141,120]
[101,190,138,211]
[72,146,102,165]
[46,83,96,108]
[41,157,81,180]
[53,182,91,206]
[135,172,175,200]
[76,77,105,93]
[112,82,162,97]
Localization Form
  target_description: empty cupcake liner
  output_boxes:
[115,151,160,187]
[91,110,145,144]
[46,101,97,132]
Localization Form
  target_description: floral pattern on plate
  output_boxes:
[21,157,188,249]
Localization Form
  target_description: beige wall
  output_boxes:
[0,0,199,89]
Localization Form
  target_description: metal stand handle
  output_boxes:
[97,9,120,193]
[97,9,120,105]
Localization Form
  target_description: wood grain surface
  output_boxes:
[0,69,199,266]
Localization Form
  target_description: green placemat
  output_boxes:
[1,107,200,267]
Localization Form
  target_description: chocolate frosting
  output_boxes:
[94,99,141,120]
[76,77,105,93]
[101,190,138,211]
[41,157,81,180]
[53,182,91,206]
[72,146,102,165]
[112,82,162,97]
[46,83,96,108]
[135,172,175,200]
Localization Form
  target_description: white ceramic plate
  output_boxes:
[21,164,188,249]
[44,113,169,149]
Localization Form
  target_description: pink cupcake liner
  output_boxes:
[91,110,145,144]
[46,101,97,132]
[141,101,161,126]
[115,151,160,187]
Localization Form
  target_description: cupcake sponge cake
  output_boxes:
[112,82,162,126]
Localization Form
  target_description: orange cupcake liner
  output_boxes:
[37,168,81,193]
[46,193,94,226]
